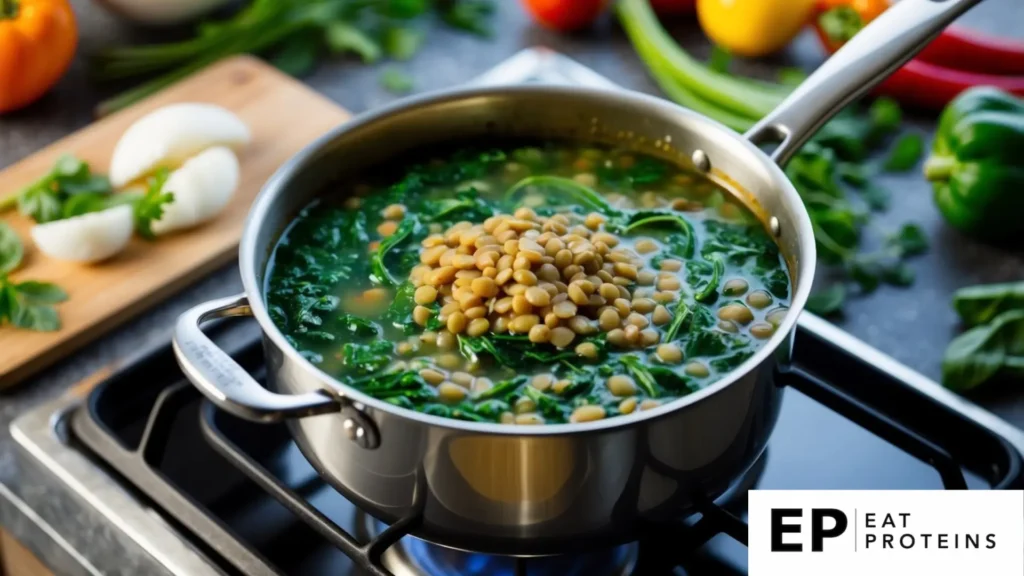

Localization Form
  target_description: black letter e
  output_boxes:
[771,509,803,552]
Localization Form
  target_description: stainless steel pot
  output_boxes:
[174,0,979,556]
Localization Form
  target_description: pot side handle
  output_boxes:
[745,0,982,167]
[173,294,341,422]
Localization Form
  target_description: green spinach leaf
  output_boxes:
[943,310,1024,391]
[953,282,1024,328]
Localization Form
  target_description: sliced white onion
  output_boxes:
[109,103,250,188]
[31,205,134,263]
[152,146,240,236]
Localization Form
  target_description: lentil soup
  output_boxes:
[264,142,791,425]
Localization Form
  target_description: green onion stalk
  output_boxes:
[615,0,793,129]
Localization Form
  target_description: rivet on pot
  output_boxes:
[692,149,711,173]
[770,216,781,237]
[342,407,380,449]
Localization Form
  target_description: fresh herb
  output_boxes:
[886,223,929,257]
[506,176,616,214]
[130,168,175,239]
[0,155,113,223]
[663,299,690,343]
[942,310,1024,391]
[458,333,607,368]
[0,224,68,332]
[883,133,924,172]
[379,66,414,94]
[858,182,891,212]
[342,340,394,374]
[618,212,694,254]
[439,0,494,37]
[272,34,322,76]
[620,355,659,397]
[806,284,847,317]
[337,313,382,337]
[953,282,1024,327]
[523,386,571,422]
[371,218,417,286]
[383,26,425,60]
[0,222,24,275]
[694,255,724,302]
[93,0,494,115]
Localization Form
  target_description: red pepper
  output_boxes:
[916,27,1024,76]
[877,60,1024,110]
[814,3,1024,110]
[520,0,609,32]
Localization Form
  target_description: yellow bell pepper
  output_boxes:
[696,0,817,58]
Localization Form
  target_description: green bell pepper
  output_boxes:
[924,87,1024,243]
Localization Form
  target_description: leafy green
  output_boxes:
[458,333,607,368]
[883,133,924,172]
[619,355,659,398]
[337,314,382,337]
[383,26,424,60]
[325,22,381,62]
[0,155,113,223]
[663,299,690,343]
[439,0,494,36]
[858,182,890,212]
[506,176,616,215]
[379,66,414,94]
[806,284,846,316]
[0,224,68,332]
[131,168,175,239]
[342,340,395,374]
[523,386,571,422]
[0,222,24,275]
[272,34,321,76]
[943,310,1024,391]
[953,282,1024,328]
[886,223,929,257]
[618,212,694,256]
[694,255,724,303]
[93,0,494,114]
[371,218,417,286]
[870,97,902,134]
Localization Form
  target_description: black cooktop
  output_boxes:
[68,321,1023,576]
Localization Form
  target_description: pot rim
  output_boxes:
[239,83,815,435]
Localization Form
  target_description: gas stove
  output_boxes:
[8,49,1024,576]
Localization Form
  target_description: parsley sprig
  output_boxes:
[0,223,68,332]
[130,168,175,239]
[0,155,113,223]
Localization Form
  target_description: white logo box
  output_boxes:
[749,490,1024,576]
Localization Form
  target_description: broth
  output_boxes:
[265,142,791,425]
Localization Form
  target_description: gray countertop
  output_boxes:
[0,0,1023,566]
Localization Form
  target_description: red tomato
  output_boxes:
[650,0,697,15]
[521,0,609,32]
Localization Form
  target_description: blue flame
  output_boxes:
[402,539,635,576]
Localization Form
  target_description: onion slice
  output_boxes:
[31,205,134,263]
[152,146,240,235]
[109,103,250,188]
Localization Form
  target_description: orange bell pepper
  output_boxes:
[0,0,77,113]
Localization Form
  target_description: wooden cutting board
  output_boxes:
[0,55,350,389]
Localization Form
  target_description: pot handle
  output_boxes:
[745,0,981,166]
[173,294,341,422]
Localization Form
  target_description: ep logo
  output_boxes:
[771,508,848,552]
